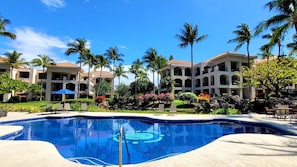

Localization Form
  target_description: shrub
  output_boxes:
[212,108,239,115]
[178,92,198,103]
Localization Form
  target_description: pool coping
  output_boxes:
[0,112,297,167]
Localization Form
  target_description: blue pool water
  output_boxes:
[2,116,294,166]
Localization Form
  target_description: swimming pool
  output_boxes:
[2,116,294,166]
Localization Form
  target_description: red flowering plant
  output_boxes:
[96,96,107,103]
[158,93,174,103]
[143,94,157,102]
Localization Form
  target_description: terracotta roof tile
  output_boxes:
[168,60,191,65]
[55,62,79,68]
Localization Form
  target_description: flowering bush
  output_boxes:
[96,96,107,103]
[198,93,210,102]
[158,93,175,102]
[137,95,144,102]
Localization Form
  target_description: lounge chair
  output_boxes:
[64,103,73,112]
[81,103,87,111]
[168,104,177,116]
[264,107,275,118]
[154,103,164,115]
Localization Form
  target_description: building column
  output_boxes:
[45,72,52,101]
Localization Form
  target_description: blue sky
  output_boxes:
[0,0,293,84]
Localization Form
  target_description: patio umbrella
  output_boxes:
[52,88,76,94]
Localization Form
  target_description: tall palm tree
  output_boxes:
[129,59,144,96]
[93,54,111,79]
[31,54,56,101]
[65,38,89,98]
[228,23,252,68]
[176,23,208,93]
[4,50,28,78]
[154,55,168,95]
[81,50,95,98]
[105,47,124,95]
[259,44,272,62]
[0,16,16,40]
[114,64,128,86]
[261,26,287,59]
[143,48,158,93]
[256,0,297,35]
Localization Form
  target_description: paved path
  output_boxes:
[0,112,296,167]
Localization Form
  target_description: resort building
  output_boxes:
[164,52,257,99]
[0,59,114,102]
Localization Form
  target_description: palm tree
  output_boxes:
[143,48,158,93]
[31,54,56,101]
[287,35,297,56]
[65,38,89,98]
[176,23,208,93]
[0,16,16,40]
[93,54,111,79]
[114,64,128,86]
[261,26,287,59]
[105,47,124,96]
[256,0,297,35]
[153,55,168,95]
[228,23,252,68]
[4,50,28,78]
[259,44,272,62]
[81,50,95,98]
[129,59,144,96]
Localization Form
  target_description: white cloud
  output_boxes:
[8,27,67,61]
[41,0,65,8]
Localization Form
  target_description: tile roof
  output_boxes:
[89,71,113,77]
[55,62,79,68]
[168,60,191,66]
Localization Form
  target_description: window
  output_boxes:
[38,73,47,79]
[19,72,29,78]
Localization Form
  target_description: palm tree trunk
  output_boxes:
[77,54,82,99]
[152,70,155,94]
[190,44,194,93]
[40,67,45,101]
[87,63,91,98]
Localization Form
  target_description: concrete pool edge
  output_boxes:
[0,112,297,167]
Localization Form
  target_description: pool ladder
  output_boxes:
[119,126,131,167]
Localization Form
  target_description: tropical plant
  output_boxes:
[237,57,297,97]
[176,22,208,92]
[105,47,124,95]
[153,55,168,95]
[143,48,158,93]
[115,84,131,99]
[31,54,55,100]
[114,64,128,86]
[228,23,253,68]
[94,79,111,96]
[65,38,89,97]
[4,50,28,78]
[256,0,297,35]
[160,76,175,93]
[93,54,111,80]
[0,16,16,39]
[261,26,287,59]
[81,50,95,98]
[129,59,146,95]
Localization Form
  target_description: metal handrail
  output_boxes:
[119,126,130,167]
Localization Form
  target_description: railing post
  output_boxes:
[119,126,123,167]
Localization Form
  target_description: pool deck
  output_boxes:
[0,112,297,167]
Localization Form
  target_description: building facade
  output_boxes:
[164,52,257,99]
[0,59,114,102]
